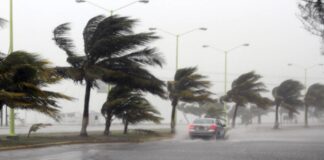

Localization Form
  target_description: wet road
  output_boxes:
[1,125,324,160]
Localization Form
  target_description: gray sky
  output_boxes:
[0,0,323,123]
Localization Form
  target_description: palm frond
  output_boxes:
[83,15,106,53]
[53,23,76,57]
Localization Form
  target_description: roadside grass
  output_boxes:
[0,129,173,151]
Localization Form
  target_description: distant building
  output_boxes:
[58,111,104,125]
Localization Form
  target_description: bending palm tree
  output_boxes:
[53,15,165,136]
[222,71,269,128]
[304,83,324,127]
[272,80,304,129]
[101,86,134,135]
[167,67,212,133]
[115,91,162,134]
[0,51,72,119]
[101,85,162,135]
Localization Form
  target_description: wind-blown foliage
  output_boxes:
[115,94,162,134]
[305,83,324,126]
[53,15,165,136]
[0,51,72,120]
[299,0,324,54]
[272,80,304,129]
[101,86,162,135]
[222,71,269,128]
[168,67,212,133]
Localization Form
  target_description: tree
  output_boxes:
[0,51,72,119]
[304,83,324,127]
[53,15,165,136]
[116,94,162,134]
[299,0,324,54]
[167,67,212,133]
[272,80,304,129]
[222,71,268,128]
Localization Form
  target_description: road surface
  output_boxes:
[1,124,324,160]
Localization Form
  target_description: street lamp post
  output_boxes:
[149,27,207,70]
[76,0,149,16]
[149,27,207,126]
[8,0,15,136]
[287,63,323,127]
[202,43,250,126]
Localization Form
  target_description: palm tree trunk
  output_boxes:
[80,81,91,137]
[170,99,178,134]
[304,105,309,127]
[104,113,112,136]
[232,104,239,128]
[274,104,280,129]
[123,118,129,134]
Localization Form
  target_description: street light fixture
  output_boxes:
[76,0,149,16]
[202,43,250,125]
[149,27,208,70]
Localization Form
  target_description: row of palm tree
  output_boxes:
[1,13,324,137]
[0,14,214,136]
[222,71,324,129]
[52,15,166,136]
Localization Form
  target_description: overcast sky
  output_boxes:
[0,0,323,123]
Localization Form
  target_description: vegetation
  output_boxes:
[27,123,52,138]
[0,129,172,150]
[167,67,212,133]
[101,86,162,135]
[52,15,165,136]
[272,80,304,129]
[304,83,324,127]
[299,0,324,54]
[0,51,72,119]
[222,71,269,128]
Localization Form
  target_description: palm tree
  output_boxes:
[272,80,304,129]
[116,94,162,134]
[304,83,324,127]
[53,15,165,136]
[167,67,212,133]
[101,86,135,135]
[0,51,72,119]
[222,71,268,128]
[101,85,162,135]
